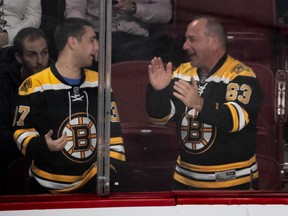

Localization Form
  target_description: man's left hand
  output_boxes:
[173,77,204,112]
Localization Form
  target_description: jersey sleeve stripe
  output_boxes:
[229,101,249,130]
[110,151,126,161]
[14,129,39,153]
[149,100,176,125]
[225,102,249,132]
[110,137,123,145]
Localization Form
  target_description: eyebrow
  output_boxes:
[186,35,196,40]
[24,48,48,54]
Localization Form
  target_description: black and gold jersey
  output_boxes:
[13,63,125,193]
[146,55,264,189]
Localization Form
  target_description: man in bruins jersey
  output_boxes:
[13,18,125,194]
[146,15,264,190]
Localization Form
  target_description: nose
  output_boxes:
[36,54,43,65]
[183,39,189,51]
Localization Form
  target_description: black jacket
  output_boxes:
[0,47,23,166]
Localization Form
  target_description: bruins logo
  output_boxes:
[231,63,250,74]
[19,78,32,92]
[179,108,217,154]
[59,112,97,163]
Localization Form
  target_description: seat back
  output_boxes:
[227,32,275,70]
[173,0,276,30]
[111,61,151,126]
[111,61,179,191]
[244,62,276,159]
[257,154,282,190]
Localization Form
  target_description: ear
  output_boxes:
[210,36,218,50]
[67,36,77,50]
[15,52,23,64]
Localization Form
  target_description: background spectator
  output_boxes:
[65,0,172,63]
[40,0,65,60]
[0,0,41,50]
[0,27,50,195]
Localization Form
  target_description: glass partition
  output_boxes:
[2,0,288,198]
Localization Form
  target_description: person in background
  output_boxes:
[13,17,126,194]
[146,15,264,190]
[65,0,172,63]
[0,0,41,50]
[0,27,50,195]
[40,0,65,60]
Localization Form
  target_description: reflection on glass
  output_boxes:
[2,1,288,199]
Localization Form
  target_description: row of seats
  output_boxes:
[167,0,278,70]
[6,60,282,194]
[172,0,276,29]
[42,0,280,70]
[6,0,284,193]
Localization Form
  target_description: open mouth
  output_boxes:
[91,53,99,61]
[188,53,196,61]
[90,53,96,60]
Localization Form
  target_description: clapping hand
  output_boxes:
[148,57,173,91]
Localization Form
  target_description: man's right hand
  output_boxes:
[45,130,67,151]
[148,57,172,91]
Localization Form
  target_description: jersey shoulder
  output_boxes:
[216,56,256,81]
[173,62,198,81]
[84,69,99,83]
[18,67,61,95]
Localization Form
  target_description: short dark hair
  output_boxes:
[191,15,227,49]
[54,17,95,53]
[13,27,48,55]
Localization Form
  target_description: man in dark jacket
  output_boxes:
[0,27,51,194]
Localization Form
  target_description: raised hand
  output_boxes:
[148,57,173,91]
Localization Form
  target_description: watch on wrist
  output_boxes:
[127,1,137,15]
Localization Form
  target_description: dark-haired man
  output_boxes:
[13,18,125,194]
[0,27,50,194]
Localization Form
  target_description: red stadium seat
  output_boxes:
[243,62,277,159]
[111,61,179,191]
[257,154,282,190]
[227,32,275,70]
[172,0,276,31]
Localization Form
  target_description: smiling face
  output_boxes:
[183,19,214,71]
[74,26,99,68]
